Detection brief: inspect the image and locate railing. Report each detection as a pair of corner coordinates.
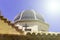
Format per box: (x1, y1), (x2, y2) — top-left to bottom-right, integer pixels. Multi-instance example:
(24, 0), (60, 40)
(0, 33), (60, 40)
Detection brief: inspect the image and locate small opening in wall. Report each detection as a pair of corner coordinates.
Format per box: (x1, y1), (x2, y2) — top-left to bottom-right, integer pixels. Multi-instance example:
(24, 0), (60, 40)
(25, 29), (31, 31)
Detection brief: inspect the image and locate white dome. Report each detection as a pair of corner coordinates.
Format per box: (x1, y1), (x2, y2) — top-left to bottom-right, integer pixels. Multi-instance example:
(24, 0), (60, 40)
(14, 9), (44, 22)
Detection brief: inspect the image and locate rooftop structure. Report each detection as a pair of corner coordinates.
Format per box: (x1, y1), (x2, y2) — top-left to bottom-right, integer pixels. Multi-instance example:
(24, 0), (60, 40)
(14, 9), (49, 32)
(14, 9), (44, 22)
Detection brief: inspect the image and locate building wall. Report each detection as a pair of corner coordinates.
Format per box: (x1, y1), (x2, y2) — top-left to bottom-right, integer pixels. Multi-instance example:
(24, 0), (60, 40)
(0, 17), (20, 35)
(15, 20), (49, 32)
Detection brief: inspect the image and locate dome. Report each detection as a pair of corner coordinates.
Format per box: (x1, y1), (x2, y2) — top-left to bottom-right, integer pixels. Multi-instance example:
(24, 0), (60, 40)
(14, 9), (44, 22)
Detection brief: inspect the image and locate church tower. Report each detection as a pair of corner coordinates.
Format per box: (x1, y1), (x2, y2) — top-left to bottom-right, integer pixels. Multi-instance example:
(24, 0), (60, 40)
(14, 9), (49, 32)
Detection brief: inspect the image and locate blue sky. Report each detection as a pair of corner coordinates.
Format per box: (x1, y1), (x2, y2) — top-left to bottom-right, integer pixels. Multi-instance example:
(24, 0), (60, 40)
(0, 0), (60, 32)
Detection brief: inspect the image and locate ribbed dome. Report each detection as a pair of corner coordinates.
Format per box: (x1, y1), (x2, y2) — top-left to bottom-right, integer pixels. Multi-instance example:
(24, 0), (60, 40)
(14, 9), (44, 22)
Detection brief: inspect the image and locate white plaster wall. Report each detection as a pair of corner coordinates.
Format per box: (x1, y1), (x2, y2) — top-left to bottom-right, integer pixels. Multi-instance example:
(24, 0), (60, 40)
(15, 21), (49, 32)
(25, 25), (38, 32)
(15, 24), (38, 32)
